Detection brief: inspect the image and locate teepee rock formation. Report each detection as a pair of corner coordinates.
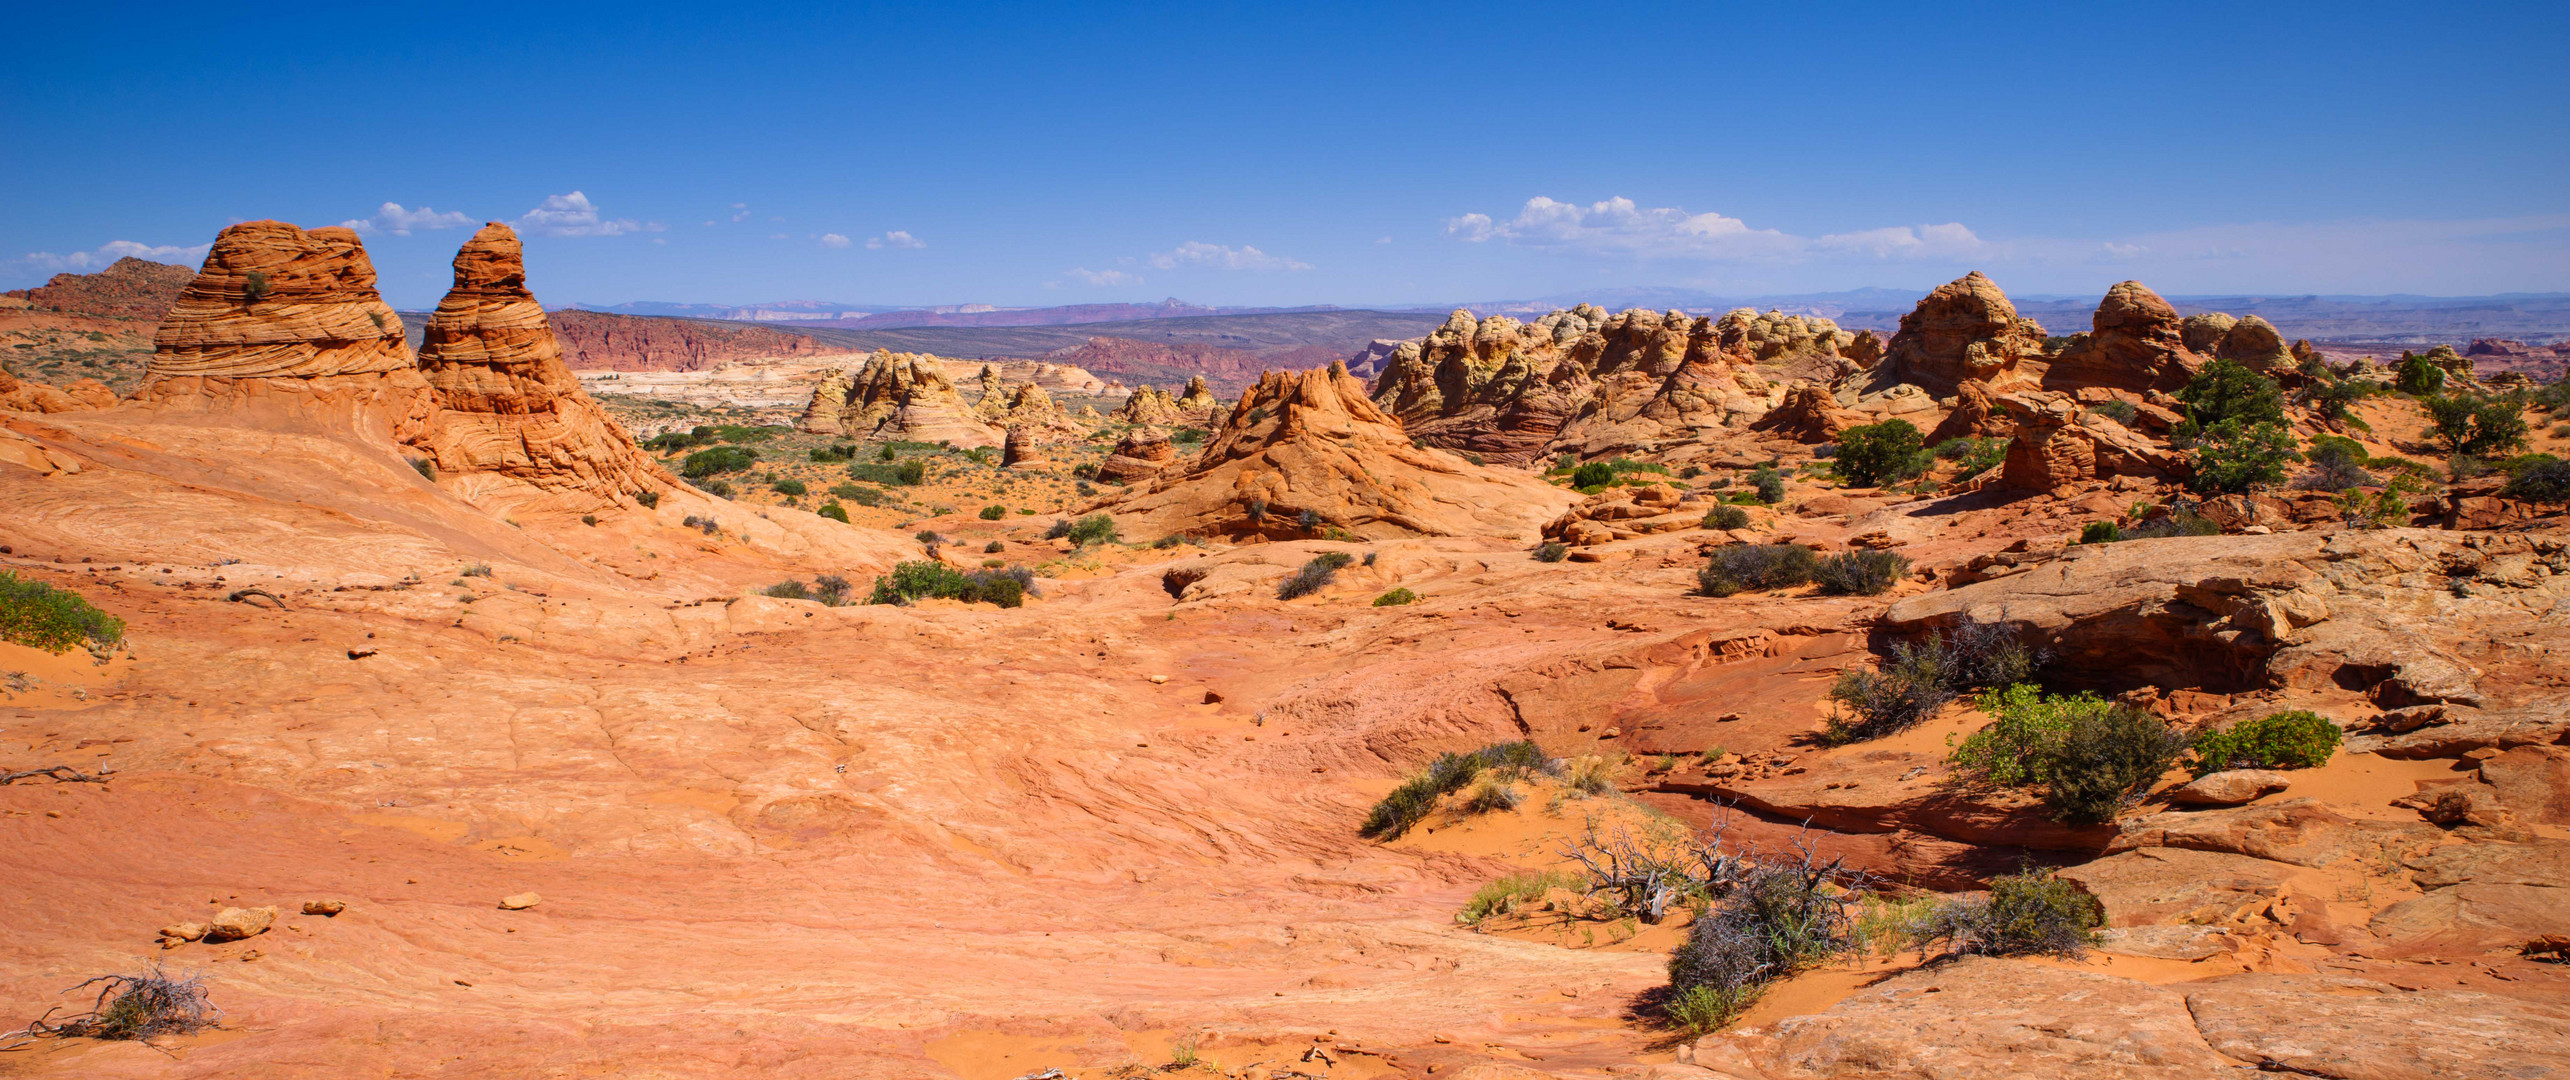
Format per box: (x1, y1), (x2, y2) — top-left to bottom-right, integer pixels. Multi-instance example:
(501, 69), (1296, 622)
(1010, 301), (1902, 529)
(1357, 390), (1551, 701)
(1112, 383), (1186, 426)
(411, 223), (674, 510)
(1101, 361), (1577, 542)
(1174, 374), (1221, 419)
(799, 350), (1002, 448)
(139, 221), (433, 429)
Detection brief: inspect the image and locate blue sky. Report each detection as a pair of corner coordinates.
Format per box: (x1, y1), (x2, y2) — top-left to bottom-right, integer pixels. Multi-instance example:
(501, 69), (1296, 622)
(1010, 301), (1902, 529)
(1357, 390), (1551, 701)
(5, 1), (2565, 309)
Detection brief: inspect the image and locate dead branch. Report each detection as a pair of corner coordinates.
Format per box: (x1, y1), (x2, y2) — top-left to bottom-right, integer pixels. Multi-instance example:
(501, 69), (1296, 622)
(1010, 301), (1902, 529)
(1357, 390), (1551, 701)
(0, 765), (112, 786)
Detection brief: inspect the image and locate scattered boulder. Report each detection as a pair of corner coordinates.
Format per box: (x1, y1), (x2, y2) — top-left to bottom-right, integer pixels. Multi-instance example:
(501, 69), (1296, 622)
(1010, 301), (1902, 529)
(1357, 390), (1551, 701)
(204, 905), (278, 942)
(1094, 426), (1177, 483)
(410, 223), (676, 510)
(2168, 769), (2292, 806)
(302, 899), (346, 916)
(1101, 361), (1577, 541)
(498, 892), (542, 911)
(157, 920), (209, 944)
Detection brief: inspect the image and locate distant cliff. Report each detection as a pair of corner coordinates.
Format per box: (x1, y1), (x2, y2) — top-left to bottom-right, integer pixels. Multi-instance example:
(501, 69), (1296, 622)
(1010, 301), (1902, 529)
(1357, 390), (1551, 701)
(545, 311), (857, 371)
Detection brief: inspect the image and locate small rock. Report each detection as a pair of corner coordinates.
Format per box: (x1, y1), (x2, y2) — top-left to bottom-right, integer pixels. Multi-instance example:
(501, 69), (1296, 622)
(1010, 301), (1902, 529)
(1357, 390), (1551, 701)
(203, 905), (277, 942)
(303, 899), (346, 916)
(158, 921), (209, 943)
(238, 949), (262, 962)
(2169, 769), (2293, 806)
(1148, 674), (1169, 684)
(347, 647), (377, 660)
(498, 892), (542, 911)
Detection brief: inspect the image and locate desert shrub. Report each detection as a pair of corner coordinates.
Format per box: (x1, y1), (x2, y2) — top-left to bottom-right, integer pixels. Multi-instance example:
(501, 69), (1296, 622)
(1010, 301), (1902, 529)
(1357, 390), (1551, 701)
(1702, 504), (1751, 530)
(817, 503), (849, 523)
(1825, 621), (2041, 744)
(2502, 457), (2570, 505)
(1359, 740), (1557, 840)
(978, 505), (1007, 520)
(2089, 399), (2140, 426)
(680, 446), (758, 478)
(771, 478), (807, 497)
(580, 514), (598, 526)
(1277, 551), (1356, 600)
(409, 457), (437, 481)
(1458, 869), (1584, 925)
(1948, 683), (2120, 787)
(1931, 435), (2007, 478)
(1833, 420), (1929, 487)
(876, 443), (898, 462)
(812, 575), (852, 606)
(0, 572), (125, 654)
(1570, 462), (1615, 489)
(2124, 505), (2223, 538)
(2191, 709), (2342, 776)
(914, 529), (944, 545)
(2298, 434), (2377, 491)
(10, 968), (220, 1042)
(1748, 466), (1786, 504)
(1814, 550), (1908, 596)
(1297, 507), (1321, 530)
(983, 540), (1005, 554)
(2424, 394), (2530, 458)
(2174, 359), (2286, 439)
(2190, 419), (2302, 493)
(1171, 426), (1206, 445)
(634, 490), (659, 509)
(1664, 861), (1857, 1033)
(2080, 521), (2121, 545)
(807, 443), (855, 463)
(2042, 706), (2187, 824)
(1912, 869), (2103, 960)
(1463, 776), (1522, 814)
(1065, 513), (1118, 546)
(1372, 587), (1419, 607)
(763, 579), (813, 600)
(700, 479), (735, 498)
(460, 563), (493, 577)
(893, 459), (928, 486)
(1698, 544), (1817, 597)
(866, 561), (1035, 608)
(829, 482), (888, 507)
(2302, 376), (2373, 426)
(1534, 541), (1569, 562)
(2396, 351), (2447, 395)
(1558, 753), (1616, 796)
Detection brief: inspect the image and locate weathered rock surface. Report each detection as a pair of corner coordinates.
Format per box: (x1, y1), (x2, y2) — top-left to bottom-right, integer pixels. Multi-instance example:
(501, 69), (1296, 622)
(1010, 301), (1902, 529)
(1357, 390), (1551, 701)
(411, 223), (674, 510)
(2180, 312), (2238, 354)
(1094, 425), (1176, 483)
(2185, 972), (2570, 1078)
(2168, 769), (2292, 806)
(798, 349), (1002, 447)
(2215, 315), (2294, 370)
(1745, 385), (1855, 443)
(2110, 799), (2438, 868)
(549, 310), (853, 371)
(1541, 483), (1701, 546)
(1102, 361), (1577, 541)
(1113, 382), (1187, 426)
(145, 221), (414, 382)
(1870, 272), (2048, 394)
(1175, 373), (1221, 418)
(2043, 281), (2203, 394)
(1001, 425), (1048, 469)
(1750, 957), (2231, 1078)
(0, 368), (117, 413)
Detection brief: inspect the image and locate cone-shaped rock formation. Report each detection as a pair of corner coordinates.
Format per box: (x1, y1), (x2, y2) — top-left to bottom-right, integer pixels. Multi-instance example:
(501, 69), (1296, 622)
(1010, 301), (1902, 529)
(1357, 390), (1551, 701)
(1112, 383), (1186, 426)
(1101, 361), (1577, 541)
(1871, 271), (2048, 394)
(799, 350), (1002, 448)
(2042, 281), (2204, 394)
(410, 223), (674, 510)
(147, 221), (416, 383)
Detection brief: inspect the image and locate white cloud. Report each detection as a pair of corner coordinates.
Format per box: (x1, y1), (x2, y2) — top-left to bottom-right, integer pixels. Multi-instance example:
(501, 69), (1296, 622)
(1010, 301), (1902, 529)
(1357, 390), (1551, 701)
(516, 191), (661, 238)
(1813, 222), (1984, 259)
(338, 202), (473, 237)
(865, 230), (925, 250)
(23, 240), (211, 273)
(1067, 267), (1141, 287)
(730, 203), (750, 223)
(819, 233), (852, 248)
(1146, 241), (1311, 271)
(1446, 196), (1800, 260)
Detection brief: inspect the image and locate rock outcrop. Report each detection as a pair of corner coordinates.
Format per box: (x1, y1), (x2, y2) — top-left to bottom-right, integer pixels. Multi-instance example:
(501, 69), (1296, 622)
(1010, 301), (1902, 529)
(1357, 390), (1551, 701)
(547, 310), (852, 371)
(799, 349), (1002, 448)
(1175, 374), (1221, 418)
(1370, 305), (1793, 463)
(410, 223), (674, 510)
(0, 367), (116, 413)
(2043, 281), (2203, 393)
(1112, 383), (1186, 426)
(1101, 361), (1577, 541)
(1094, 426), (1176, 483)
(1871, 271), (2048, 394)
(2180, 312), (2238, 353)
(1746, 384), (1856, 443)
(2, 256), (195, 321)
(1923, 379), (2011, 444)
(1001, 425), (1048, 469)
(2215, 315), (2294, 370)
(1994, 392), (2182, 491)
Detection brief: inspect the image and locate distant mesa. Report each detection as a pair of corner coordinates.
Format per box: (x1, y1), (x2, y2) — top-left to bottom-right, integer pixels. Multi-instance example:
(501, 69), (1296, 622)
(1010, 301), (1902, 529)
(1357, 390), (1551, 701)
(2, 256), (194, 321)
(551, 309), (857, 371)
(1100, 359), (1577, 542)
(411, 222), (676, 510)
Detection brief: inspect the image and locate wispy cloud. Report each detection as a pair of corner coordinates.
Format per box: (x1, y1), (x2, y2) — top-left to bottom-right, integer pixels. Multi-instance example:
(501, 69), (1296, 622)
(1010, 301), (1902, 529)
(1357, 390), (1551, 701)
(338, 202), (473, 237)
(866, 230), (926, 250)
(1066, 267), (1140, 287)
(1146, 241), (1310, 271)
(819, 233), (852, 248)
(21, 239), (211, 273)
(1447, 195), (1976, 263)
(516, 191), (662, 238)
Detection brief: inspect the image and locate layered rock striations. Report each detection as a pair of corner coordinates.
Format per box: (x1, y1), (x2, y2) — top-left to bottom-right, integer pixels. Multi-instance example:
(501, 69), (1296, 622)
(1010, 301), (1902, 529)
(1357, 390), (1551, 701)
(1869, 271), (2049, 394)
(410, 223), (675, 509)
(1103, 360), (1577, 541)
(2042, 281), (2205, 394)
(1094, 426), (1177, 483)
(798, 349), (1002, 448)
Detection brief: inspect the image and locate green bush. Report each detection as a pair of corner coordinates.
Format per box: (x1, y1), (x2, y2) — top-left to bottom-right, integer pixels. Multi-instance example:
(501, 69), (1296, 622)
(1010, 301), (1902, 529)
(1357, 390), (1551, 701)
(1949, 683), (2122, 787)
(2190, 419), (2302, 493)
(1698, 544), (1816, 597)
(1534, 542), (1569, 563)
(1912, 869), (2103, 959)
(0, 571), (125, 654)
(1748, 466), (1786, 504)
(1931, 435), (2007, 477)
(2089, 399), (2140, 426)
(866, 561), (1036, 608)
(2080, 521), (2121, 545)
(2042, 705), (2187, 824)
(763, 580), (813, 600)
(2191, 710), (2342, 776)
(816, 503), (849, 523)
(978, 505), (1007, 520)
(2424, 394), (2530, 458)
(409, 457), (437, 481)
(1278, 551), (1356, 600)
(812, 575), (853, 606)
(1570, 462), (1615, 489)
(1043, 513), (1118, 546)
(894, 458), (928, 486)
(2503, 457), (2570, 505)
(1665, 862), (1855, 1033)
(1814, 550), (1908, 596)
(1702, 504), (1751, 530)
(830, 481), (889, 507)
(808, 444), (856, 463)
(2396, 351), (2447, 395)
(2174, 359), (2286, 439)
(1833, 420), (1929, 487)
(680, 446), (759, 478)
(1372, 587), (1419, 607)
(771, 478), (807, 497)
(1359, 740), (1557, 840)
